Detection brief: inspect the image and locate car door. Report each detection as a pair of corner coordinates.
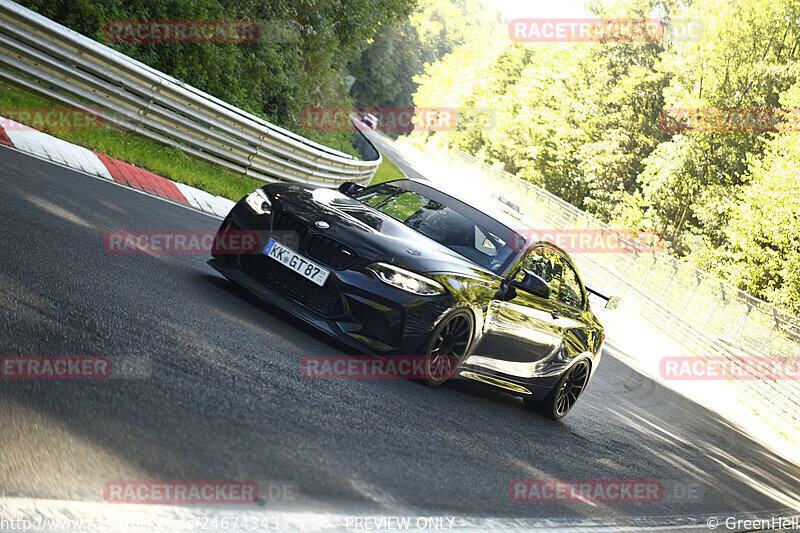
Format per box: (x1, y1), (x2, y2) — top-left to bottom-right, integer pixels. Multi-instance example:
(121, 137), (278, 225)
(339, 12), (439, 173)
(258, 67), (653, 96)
(477, 245), (569, 364)
(547, 250), (597, 357)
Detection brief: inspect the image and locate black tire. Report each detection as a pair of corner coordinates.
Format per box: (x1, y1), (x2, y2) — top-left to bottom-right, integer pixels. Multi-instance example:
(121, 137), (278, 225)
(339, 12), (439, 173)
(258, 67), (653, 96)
(418, 308), (474, 387)
(525, 359), (591, 420)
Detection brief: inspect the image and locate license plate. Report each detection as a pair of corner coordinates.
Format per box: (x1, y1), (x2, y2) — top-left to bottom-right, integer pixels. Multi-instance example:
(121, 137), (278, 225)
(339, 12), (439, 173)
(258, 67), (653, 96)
(263, 239), (330, 287)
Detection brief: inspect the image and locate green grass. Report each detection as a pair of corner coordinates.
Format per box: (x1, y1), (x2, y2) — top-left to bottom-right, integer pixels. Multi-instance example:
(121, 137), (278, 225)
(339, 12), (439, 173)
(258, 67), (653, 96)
(369, 156), (405, 185)
(299, 128), (360, 159)
(0, 84), (369, 201)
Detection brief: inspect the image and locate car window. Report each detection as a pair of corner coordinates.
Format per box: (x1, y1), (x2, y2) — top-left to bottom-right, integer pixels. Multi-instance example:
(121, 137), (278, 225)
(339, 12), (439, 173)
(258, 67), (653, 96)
(557, 256), (584, 309)
(516, 246), (584, 308)
(359, 190), (393, 208)
(516, 247), (562, 297)
(376, 191), (428, 222)
(353, 182), (518, 273)
(475, 226), (497, 256)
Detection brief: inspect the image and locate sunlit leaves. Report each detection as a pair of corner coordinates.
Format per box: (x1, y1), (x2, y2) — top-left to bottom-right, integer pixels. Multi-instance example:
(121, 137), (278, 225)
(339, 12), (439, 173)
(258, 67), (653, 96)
(411, 0), (800, 314)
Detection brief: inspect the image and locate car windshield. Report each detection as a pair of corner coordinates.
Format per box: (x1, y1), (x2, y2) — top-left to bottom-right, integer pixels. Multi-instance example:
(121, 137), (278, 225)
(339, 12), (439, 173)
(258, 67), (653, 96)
(353, 180), (520, 273)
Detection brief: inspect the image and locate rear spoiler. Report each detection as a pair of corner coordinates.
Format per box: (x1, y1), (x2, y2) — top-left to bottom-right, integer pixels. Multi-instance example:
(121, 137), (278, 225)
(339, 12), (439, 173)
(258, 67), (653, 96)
(586, 286), (621, 310)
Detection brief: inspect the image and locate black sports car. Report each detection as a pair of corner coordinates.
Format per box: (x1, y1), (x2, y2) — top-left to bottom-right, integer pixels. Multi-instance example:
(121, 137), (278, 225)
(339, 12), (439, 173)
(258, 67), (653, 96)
(209, 179), (617, 419)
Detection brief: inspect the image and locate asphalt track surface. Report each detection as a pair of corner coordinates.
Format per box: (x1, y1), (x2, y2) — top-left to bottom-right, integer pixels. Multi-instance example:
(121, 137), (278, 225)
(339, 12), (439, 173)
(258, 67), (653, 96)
(358, 129), (429, 182)
(1, 144), (799, 530)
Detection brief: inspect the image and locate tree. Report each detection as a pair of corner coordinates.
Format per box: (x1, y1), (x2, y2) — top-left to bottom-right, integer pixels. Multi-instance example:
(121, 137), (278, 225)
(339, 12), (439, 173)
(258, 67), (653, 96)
(22, 0), (416, 131)
(693, 82), (800, 314)
(348, 0), (504, 113)
(408, 0), (800, 315)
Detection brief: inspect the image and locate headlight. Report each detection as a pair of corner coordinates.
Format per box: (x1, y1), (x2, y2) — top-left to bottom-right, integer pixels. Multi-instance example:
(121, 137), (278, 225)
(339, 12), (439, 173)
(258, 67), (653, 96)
(245, 188), (272, 215)
(366, 262), (445, 296)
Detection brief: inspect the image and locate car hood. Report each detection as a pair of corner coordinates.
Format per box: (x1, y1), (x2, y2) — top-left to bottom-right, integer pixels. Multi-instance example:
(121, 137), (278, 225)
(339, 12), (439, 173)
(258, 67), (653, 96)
(266, 184), (496, 278)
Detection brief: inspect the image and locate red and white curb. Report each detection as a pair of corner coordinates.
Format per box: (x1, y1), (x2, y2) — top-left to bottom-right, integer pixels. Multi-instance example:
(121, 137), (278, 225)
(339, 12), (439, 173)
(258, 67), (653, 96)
(0, 116), (235, 218)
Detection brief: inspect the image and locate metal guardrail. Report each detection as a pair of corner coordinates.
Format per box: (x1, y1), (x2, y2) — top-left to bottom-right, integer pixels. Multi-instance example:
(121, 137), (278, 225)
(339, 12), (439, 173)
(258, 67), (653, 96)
(0, 0), (380, 187)
(403, 143), (800, 437)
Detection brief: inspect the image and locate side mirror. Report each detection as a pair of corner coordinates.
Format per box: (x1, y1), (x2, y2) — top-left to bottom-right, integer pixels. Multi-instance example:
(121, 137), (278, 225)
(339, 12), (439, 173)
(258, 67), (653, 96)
(509, 270), (550, 299)
(338, 182), (364, 196)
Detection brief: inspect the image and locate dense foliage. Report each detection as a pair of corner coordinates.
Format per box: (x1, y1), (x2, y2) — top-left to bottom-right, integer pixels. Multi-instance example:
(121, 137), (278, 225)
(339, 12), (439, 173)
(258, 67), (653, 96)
(348, 0), (505, 110)
(20, 0), (416, 152)
(411, 0), (800, 315)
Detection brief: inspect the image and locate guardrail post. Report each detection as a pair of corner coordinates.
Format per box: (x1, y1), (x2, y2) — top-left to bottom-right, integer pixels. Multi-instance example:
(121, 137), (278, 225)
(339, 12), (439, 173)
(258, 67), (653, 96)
(638, 254), (659, 289)
(757, 308), (781, 353)
(725, 293), (754, 343)
(620, 251), (636, 276)
(656, 263), (680, 300)
(702, 282), (727, 331)
(679, 271), (704, 315)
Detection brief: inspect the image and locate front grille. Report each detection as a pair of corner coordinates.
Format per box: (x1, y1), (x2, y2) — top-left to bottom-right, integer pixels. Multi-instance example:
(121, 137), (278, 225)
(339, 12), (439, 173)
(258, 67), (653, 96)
(269, 210), (358, 270)
(305, 234), (359, 270)
(235, 207), (361, 318)
(271, 211), (308, 246)
(241, 254), (343, 318)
